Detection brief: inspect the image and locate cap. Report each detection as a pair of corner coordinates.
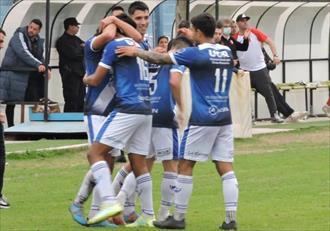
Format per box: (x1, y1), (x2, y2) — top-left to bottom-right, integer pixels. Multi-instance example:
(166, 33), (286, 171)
(236, 14), (250, 22)
(64, 17), (80, 28)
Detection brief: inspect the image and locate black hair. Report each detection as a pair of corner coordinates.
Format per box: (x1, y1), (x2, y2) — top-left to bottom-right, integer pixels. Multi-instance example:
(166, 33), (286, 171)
(111, 5), (125, 14)
(30, 19), (42, 29)
(168, 36), (194, 52)
(190, 13), (215, 38)
(157, 35), (169, 44)
(128, 1), (149, 15)
(178, 20), (190, 29)
(0, 28), (6, 36)
(116, 13), (137, 35)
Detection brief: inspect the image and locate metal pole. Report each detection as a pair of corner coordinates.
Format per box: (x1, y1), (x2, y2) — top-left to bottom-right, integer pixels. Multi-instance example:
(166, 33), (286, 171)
(215, 0), (219, 20)
(186, 0), (190, 21)
(43, 0), (50, 121)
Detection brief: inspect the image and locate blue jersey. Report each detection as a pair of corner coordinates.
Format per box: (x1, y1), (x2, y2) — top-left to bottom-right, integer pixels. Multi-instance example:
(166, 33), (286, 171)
(150, 64), (186, 128)
(169, 43), (234, 126)
(84, 37), (115, 116)
(99, 37), (151, 114)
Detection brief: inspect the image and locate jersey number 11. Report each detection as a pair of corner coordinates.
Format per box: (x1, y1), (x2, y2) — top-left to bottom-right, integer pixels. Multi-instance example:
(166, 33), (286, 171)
(214, 68), (228, 93)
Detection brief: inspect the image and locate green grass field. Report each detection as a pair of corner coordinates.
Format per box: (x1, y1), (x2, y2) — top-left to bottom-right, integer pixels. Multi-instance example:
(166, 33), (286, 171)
(0, 121), (329, 230)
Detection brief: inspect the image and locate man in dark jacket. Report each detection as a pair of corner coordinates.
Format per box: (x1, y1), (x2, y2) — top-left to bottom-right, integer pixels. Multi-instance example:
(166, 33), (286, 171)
(56, 17), (85, 112)
(0, 28), (9, 209)
(0, 19), (47, 127)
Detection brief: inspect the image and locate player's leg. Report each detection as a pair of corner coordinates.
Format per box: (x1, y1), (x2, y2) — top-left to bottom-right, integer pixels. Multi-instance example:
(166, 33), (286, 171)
(86, 142), (122, 225)
(87, 112), (138, 225)
(113, 163), (132, 195)
(125, 115), (155, 227)
(211, 125), (238, 230)
(69, 115), (104, 225)
(154, 128), (179, 221)
(154, 126), (217, 229)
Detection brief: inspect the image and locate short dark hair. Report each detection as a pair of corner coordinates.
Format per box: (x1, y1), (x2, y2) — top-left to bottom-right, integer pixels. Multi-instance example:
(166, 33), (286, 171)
(116, 13), (137, 35)
(168, 36), (194, 52)
(191, 13), (215, 38)
(111, 5), (124, 14)
(30, 19), (42, 29)
(178, 20), (190, 29)
(157, 35), (169, 44)
(128, 1), (149, 15)
(0, 28), (6, 36)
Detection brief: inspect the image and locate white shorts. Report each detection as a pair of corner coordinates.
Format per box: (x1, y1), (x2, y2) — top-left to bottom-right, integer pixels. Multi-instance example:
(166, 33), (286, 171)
(84, 115), (120, 157)
(180, 124), (234, 162)
(95, 112), (152, 156)
(149, 127), (179, 161)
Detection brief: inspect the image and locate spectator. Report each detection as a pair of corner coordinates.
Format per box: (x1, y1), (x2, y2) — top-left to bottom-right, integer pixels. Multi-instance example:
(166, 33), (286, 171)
(0, 19), (47, 127)
(0, 28), (9, 209)
(154, 35), (169, 53)
(262, 48), (308, 122)
(110, 5), (125, 16)
(322, 98), (330, 117)
(231, 20), (238, 36)
(24, 20), (48, 102)
(56, 17), (85, 112)
(233, 14), (283, 123)
(215, 18), (249, 69)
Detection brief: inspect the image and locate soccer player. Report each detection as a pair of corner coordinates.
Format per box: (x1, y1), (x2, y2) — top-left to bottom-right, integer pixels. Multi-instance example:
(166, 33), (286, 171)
(69, 14), (142, 227)
(115, 36), (193, 224)
(110, 1), (155, 223)
(84, 13), (154, 227)
(116, 13), (239, 230)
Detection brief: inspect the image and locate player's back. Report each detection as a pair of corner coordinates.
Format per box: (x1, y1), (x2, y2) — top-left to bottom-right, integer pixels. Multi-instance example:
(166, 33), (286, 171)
(150, 64), (185, 128)
(84, 37), (115, 116)
(170, 43), (233, 126)
(100, 37), (151, 115)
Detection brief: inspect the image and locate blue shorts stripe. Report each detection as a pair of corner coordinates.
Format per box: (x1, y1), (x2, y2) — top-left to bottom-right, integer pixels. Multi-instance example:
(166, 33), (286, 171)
(87, 115), (94, 143)
(179, 127), (190, 159)
(95, 111), (117, 141)
(172, 128), (179, 160)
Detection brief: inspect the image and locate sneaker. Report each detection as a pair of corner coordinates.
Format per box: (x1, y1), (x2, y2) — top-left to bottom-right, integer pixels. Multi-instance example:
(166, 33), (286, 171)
(220, 221), (237, 230)
(125, 214), (155, 228)
(87, 203), (123, 225)
(0, 196), (10, 209)
(88, 220), (118, 228)
(271, 113), (284, 123)
(124, 211), (139, 224)
(153, 215), (185, 229)
(69, 203), (87, 226)
(322, 105), (330, 118)
(290, 111), (308, 121)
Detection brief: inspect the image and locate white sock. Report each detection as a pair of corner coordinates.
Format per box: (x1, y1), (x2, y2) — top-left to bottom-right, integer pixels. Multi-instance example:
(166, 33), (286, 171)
(117, 172), (136, 207)
(88, 188), (100, 219)
(91, 161), (116, 205)
(222, 171), (239, 223)
(74, 170), (94, 207)
(124, 192), (136, 217)
(113, 166), (129, 195)
(159, 172), (177, 220)
(136, 173), (154, 216)
(174, 175), (193, 221)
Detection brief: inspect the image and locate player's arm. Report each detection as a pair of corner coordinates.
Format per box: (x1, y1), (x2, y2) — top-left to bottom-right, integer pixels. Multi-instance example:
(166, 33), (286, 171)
(116, 46), (173, 64)
(83, 66), (109, 86)
(92, 24), (116, 51)
(170, 71), (183, 111)
(112, 17), (143, 42)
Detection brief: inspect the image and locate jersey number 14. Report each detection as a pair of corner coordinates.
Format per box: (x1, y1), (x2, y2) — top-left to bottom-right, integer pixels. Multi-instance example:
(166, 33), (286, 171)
(214, 68), (228, 93)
